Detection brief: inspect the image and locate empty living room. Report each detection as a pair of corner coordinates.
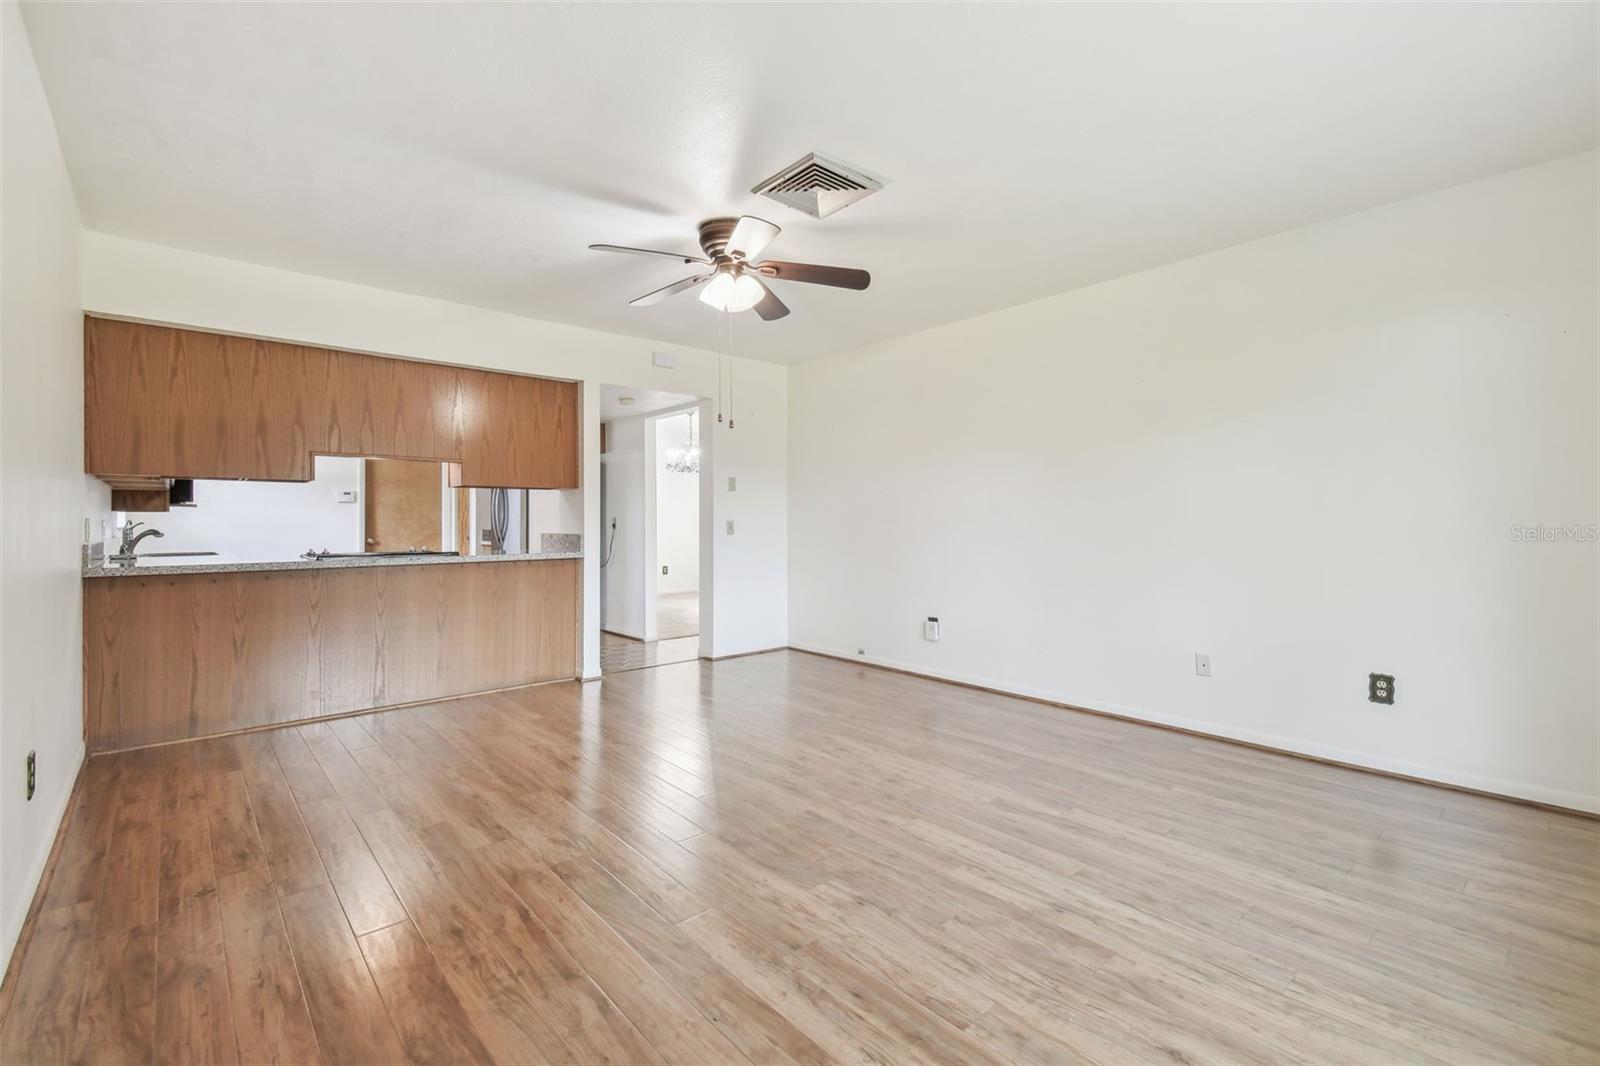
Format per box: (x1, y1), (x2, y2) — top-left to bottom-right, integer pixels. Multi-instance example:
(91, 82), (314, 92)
(0, 2), (1595, 1063)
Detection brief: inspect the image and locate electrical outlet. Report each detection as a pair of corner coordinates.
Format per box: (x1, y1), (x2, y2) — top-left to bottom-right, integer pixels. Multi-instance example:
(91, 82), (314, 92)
(1195, 653), (1212, 677)
(1369, 673), (1395, 704)
(26, 750), (35, 801)
(857, 648), (866, 656)
(924, 616), (941, 641)
(652, 351), (676, 369)
(661, 565), (669, 575)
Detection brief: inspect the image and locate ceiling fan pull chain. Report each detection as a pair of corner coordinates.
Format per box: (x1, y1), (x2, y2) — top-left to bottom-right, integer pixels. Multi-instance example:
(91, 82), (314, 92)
(728, 312), (735, 429)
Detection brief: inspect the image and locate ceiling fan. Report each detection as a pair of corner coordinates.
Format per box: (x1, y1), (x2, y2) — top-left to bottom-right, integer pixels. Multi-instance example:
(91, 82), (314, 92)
(588, 215), (869, 321)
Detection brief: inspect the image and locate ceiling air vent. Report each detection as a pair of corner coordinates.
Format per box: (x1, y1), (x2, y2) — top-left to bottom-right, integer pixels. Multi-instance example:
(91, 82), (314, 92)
(751, 153), (883, 219)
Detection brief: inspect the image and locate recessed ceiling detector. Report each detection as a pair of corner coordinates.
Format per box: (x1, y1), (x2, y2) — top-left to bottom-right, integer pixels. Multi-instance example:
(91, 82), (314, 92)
(587, 215), (870, 321)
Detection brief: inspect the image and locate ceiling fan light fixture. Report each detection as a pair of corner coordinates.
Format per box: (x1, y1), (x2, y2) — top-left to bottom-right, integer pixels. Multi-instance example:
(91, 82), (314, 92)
(592, 214), (865, 322)
(729, 273), (764, 312)
(699, 270), (764, 313)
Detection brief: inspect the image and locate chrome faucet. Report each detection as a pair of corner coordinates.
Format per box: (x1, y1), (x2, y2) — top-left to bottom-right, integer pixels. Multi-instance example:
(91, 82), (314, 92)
(111, 522), (164, 565)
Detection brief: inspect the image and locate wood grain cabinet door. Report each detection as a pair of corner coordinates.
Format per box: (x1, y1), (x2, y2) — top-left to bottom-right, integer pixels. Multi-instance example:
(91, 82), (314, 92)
(455, 371), (579, 488)
(86, 318), (315, 480)
(364, 459), (443, 552)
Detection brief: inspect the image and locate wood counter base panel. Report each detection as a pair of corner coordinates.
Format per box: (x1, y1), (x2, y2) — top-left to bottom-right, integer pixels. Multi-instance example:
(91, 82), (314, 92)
(84, 559), (578, 751)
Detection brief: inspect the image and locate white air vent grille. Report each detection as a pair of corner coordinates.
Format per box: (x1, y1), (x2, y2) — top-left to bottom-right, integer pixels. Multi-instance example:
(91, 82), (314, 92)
(752, 153), (883, 219)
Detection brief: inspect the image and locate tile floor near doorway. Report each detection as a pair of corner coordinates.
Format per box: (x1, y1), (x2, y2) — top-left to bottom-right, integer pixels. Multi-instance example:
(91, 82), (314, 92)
(601, 632), (699, 674)
(1, 651), (1596, 1065)
(602, 591), (700, 674)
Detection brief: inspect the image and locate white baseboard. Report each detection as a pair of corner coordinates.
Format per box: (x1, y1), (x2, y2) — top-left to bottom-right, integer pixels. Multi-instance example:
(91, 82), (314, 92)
(787, 643), (1599, 815)
(0, 744), (86, 978)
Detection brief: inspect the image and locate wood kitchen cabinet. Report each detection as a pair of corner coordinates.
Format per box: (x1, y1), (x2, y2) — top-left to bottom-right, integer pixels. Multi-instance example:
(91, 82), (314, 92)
(455, 367), (578, 489)
(85, 316), (579, 488)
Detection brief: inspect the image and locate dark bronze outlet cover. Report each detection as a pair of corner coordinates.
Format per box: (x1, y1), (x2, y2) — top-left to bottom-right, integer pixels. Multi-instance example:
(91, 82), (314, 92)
(1369, 673), (1395, 705)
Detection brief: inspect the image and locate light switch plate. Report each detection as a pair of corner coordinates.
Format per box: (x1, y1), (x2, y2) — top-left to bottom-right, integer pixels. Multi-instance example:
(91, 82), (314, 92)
(336, 489), (358, 503)
(728, 477), (737, 492)
(725, 520), (735, 535)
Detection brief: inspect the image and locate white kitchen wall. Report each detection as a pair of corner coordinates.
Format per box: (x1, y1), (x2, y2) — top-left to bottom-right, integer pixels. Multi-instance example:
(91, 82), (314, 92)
(0, 2), (99, 974)
(656, 411), (700, 594)
(529, 488), (582, 539)
(82, 234), (790, 675)
(139, 456), (362, 561)
(789, 151), (1599, 812)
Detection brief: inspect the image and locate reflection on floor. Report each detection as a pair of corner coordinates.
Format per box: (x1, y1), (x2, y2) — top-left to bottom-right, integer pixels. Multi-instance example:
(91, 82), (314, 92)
(601, 631), (698, 674)
(656, 590), (699, 640)
(599, 591), (700, 674)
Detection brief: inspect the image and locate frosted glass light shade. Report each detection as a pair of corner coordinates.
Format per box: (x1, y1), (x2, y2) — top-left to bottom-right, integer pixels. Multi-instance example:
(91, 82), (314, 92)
(699, 271), (765, 313)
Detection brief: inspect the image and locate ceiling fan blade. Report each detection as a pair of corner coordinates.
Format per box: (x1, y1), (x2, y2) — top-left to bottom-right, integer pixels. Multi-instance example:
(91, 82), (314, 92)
(751, 277), (791, 321)
(590, 243), (708, 265)
(752, 261), (870, 290)
(629, 274), (711, 306)
(725, 216), (781, 261)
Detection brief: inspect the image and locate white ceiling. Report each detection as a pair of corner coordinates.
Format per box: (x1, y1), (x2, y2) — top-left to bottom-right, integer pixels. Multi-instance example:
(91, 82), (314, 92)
(600, 386), (697, 423)
(23, 3), (1597, 364)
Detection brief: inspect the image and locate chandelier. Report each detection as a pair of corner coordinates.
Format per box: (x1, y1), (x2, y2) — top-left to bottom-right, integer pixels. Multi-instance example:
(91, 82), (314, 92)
(664, 412), (700, 474)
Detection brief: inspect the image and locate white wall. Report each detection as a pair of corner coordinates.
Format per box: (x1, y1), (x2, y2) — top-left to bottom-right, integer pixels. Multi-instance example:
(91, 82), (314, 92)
(0, 1), (99, 974)
(82, 233), (789, 675)
(600, 417), (648, 638)
(789, 151), (1599, 812)
(529, 488), (582, 539)
(140, 456), (361, 561)
(655, 411), (700, 594)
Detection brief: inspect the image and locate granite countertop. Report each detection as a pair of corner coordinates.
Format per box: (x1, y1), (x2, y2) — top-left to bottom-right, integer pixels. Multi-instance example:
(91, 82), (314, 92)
(83, 550), (582, 578)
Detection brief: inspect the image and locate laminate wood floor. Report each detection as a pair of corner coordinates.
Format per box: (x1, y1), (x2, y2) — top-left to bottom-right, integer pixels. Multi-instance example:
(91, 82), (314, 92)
(3, 650), (1596, 1065)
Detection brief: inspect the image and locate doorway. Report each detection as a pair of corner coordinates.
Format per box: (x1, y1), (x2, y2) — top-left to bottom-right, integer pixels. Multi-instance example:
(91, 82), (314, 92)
(599, 386), (706, 674)
(653, 409), (701, 637)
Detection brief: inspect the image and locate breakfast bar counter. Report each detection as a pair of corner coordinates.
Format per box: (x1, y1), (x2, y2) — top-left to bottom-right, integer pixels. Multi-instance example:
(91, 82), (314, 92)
(83, 554), (580, 751)
(83, 549), (582, 578)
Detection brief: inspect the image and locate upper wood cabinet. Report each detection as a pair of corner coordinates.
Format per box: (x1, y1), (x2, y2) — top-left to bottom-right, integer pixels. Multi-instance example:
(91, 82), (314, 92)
(85, 317), (579, 488)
